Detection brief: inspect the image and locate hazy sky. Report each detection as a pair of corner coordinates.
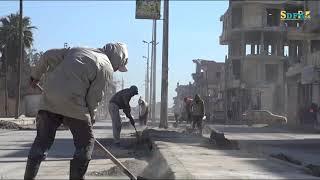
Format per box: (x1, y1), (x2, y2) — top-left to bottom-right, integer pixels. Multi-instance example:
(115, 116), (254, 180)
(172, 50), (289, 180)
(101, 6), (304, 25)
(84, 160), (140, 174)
(1, 1), (228, 107)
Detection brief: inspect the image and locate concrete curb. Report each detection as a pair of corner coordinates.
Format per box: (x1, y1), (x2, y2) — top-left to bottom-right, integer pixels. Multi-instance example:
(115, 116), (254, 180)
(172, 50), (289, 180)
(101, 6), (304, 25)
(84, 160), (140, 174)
(206, 125), (315, 177)
(152, 141), (195, 179)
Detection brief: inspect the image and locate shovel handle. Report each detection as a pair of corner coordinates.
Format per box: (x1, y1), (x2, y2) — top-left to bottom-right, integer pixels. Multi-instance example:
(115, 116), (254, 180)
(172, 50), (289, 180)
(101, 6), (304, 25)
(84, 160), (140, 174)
(94, 139), (137, 180)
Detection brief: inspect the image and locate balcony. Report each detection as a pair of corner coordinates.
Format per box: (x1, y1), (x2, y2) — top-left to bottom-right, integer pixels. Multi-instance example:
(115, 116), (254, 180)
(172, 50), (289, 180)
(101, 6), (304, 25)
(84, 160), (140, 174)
(305, 51), (320, 67)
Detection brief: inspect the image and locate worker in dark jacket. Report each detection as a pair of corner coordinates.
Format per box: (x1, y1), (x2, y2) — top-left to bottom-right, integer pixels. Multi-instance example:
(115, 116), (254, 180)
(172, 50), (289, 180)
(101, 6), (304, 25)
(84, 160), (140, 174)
(109, 86), (138, 144)
(191, 94), (205, 135)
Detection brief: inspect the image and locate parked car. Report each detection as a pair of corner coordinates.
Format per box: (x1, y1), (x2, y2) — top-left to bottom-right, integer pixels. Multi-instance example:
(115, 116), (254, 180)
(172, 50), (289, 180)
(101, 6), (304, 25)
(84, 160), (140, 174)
(242, 110), (287, 126)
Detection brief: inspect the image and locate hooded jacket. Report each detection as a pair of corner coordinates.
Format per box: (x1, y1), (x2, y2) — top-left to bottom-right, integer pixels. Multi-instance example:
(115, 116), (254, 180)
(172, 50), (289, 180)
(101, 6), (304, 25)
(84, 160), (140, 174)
(138, 98), (148, 117)
(32, 43), (127, 121)
(191, 95), (205, 117)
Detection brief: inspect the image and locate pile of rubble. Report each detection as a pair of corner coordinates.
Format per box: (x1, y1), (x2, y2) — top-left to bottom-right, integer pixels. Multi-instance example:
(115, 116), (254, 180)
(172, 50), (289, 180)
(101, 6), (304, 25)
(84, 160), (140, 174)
(0, 120), (25, 130)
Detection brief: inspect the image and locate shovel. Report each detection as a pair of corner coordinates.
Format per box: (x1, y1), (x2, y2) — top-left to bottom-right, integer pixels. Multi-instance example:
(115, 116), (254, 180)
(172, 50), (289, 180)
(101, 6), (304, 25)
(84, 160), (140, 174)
(34, 84), (145, 180)
(94, 139), (139, 180)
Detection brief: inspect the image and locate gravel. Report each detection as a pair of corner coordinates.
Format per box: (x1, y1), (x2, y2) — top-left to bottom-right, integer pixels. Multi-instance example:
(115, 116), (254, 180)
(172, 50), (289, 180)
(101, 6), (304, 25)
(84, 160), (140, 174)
(88, 160), (148, 176)
(0, 120), (32, 130)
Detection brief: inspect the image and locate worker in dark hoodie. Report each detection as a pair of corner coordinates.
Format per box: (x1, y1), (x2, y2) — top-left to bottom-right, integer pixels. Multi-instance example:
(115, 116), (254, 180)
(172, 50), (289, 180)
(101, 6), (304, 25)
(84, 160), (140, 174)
(191, 94), (205, 135)
(109, 85), (139, 145)
(25, 42), (128, 180)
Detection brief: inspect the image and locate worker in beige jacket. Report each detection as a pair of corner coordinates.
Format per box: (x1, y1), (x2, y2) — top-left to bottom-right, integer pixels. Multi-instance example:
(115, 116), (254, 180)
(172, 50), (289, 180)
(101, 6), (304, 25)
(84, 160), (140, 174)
(24, 42), (128, 180)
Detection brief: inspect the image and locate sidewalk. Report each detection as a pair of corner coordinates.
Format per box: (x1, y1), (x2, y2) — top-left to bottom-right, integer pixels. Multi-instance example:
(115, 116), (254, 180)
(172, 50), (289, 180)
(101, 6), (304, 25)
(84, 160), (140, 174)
(207, 124), (320, 176)
(146, 127), (317, 179)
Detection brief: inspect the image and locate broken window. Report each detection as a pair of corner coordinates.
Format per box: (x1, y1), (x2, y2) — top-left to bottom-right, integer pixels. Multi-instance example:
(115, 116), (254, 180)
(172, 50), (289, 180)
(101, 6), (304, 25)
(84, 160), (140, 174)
(265, 64), (279, 83)
(267, 9), (280, 27)
(268, 45), (272, 55)
(232, 60), (240, 80)
(246, 44), (251, 55)
(284, 45), (289, 56)
(232, 7), (242, 28)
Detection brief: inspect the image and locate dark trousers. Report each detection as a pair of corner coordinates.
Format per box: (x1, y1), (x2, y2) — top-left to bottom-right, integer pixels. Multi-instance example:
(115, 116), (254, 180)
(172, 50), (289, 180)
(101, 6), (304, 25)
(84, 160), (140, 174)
(192, 115), (203, 133)
(25, 110), (94, 179)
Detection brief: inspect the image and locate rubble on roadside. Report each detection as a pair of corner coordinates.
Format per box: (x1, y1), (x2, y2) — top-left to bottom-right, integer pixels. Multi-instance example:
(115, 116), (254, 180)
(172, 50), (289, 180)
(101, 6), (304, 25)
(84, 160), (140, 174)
(0, 120), (33, 130)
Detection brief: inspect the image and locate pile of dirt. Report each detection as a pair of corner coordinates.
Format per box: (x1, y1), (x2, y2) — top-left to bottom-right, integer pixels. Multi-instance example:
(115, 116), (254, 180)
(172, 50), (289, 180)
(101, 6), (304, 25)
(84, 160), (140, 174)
(88, 160), (148, 176)
(0, 120), (24, 130)
(270, 153), (302, 165)
(209, 130), (239, 150)
(306, 164), (320, 177)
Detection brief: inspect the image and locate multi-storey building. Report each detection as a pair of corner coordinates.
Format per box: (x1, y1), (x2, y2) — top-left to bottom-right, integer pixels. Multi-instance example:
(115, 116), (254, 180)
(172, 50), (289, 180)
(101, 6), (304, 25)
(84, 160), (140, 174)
(220, 0), (314, 123)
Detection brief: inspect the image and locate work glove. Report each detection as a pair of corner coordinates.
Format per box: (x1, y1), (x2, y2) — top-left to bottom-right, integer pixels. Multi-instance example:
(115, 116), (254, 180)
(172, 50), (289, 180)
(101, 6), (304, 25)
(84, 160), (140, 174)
(30, 76), (40, 89)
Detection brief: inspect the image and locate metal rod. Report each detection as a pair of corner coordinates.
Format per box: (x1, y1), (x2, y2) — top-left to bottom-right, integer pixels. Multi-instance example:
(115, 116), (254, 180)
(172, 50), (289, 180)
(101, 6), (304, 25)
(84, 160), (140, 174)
(160, 0), (169, 128)
(15, 0), (23, 119)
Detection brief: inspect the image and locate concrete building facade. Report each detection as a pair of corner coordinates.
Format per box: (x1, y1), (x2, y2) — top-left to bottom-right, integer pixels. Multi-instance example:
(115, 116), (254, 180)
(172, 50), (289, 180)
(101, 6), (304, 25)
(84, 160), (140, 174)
(192, 59), (225, 122)
(285, 0), (320, 127)
(220, 0), (310, 122)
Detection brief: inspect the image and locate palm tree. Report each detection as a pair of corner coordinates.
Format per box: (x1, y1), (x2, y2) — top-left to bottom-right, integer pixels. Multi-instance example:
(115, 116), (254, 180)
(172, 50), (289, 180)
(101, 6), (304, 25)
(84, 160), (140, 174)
(0, 13), (36, 69)
(0, 13), (36, 116)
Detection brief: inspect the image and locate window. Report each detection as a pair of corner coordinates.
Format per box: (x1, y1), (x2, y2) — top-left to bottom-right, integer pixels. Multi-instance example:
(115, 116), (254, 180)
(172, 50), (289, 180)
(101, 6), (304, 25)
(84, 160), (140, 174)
(265, 64), (279, 83)
(216, 72), (221, 79)
(267, 9), (280, 27)
(284, 45), (289, 56)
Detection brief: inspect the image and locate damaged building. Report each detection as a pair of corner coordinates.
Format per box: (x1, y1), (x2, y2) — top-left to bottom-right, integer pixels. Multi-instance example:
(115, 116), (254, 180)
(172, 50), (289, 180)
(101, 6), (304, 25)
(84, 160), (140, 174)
(285, 0), (320, 127)
(173, 82), (195, 116)
(220, 0), (317, 123)
(173, 59), (225, 122)
(192, 59), (225, 122)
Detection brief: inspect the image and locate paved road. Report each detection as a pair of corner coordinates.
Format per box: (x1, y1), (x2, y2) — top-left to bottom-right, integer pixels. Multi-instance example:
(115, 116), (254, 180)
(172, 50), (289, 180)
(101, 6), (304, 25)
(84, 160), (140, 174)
(0, 120), (145, 179)
(151, 125), (319, 179)
(1, 121), (319, 179)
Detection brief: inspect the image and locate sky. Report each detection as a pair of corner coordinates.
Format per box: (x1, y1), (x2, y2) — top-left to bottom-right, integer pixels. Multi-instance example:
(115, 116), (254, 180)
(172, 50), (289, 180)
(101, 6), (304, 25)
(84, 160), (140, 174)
(0, 0), (228, 107)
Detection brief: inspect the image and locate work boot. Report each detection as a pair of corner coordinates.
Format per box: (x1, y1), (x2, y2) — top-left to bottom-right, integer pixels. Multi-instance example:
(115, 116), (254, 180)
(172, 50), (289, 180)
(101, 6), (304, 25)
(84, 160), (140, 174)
(69, 159), (90, 180)
(24, 158), (42, 180)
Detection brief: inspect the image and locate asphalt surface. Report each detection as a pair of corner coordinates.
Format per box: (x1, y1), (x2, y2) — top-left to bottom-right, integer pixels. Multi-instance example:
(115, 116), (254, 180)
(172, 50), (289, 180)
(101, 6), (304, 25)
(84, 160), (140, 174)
(1, 120), (320, 179)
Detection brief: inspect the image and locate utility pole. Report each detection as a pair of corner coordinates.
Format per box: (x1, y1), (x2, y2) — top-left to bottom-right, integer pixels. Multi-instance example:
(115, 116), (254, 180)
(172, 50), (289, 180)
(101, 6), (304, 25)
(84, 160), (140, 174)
(15, 0), (23, 119)
(143, 56), (149, 102)
(149, 26), (154, 120)
(4, 47), (8, 116)
(121, 77), (124, 90)
(142, 40), (152, 103)
(160, 0), (169, 128)
(152, 19), (157, 123)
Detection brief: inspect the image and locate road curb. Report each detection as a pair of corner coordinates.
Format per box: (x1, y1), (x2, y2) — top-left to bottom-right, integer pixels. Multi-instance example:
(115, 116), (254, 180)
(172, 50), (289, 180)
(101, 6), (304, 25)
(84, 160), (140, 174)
(152, 141), (195, 179)
(145, 128), (196, 179)
(206, 125), (315, 177)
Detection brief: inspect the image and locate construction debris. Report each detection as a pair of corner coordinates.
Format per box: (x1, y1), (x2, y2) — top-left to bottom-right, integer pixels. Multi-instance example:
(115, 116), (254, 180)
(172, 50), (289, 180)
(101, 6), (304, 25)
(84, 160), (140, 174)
(0, 120), (32, 130)
(306, 164), (320, 177)
(209, 129), (239, 149)
(88, 160), (148, 176)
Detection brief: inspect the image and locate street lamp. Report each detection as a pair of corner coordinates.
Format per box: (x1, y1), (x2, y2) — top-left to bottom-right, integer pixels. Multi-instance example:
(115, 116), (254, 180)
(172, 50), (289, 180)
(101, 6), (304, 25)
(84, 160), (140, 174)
(142, 40), (152, 104)
(143, 55), (149, 103)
